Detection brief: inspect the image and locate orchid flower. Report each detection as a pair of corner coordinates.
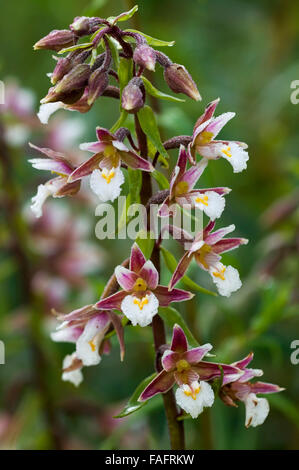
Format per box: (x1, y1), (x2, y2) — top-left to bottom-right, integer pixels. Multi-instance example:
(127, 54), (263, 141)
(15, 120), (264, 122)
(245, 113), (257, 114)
(28, 143), (81, 217)
(219, 353), (284, 428)
(68, 127), (153, 202)
(159, 145), (230, 220)
(167, 221), (248, 297)
(51, 303), (125, 384)
(188, 98), (249, 173)
(139, 325), (242, 418)
(96, 243), (194, 327)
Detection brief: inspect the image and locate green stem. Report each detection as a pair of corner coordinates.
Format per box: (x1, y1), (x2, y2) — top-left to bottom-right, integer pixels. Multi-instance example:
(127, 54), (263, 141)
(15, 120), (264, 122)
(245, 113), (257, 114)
(134, 113), (185, 450)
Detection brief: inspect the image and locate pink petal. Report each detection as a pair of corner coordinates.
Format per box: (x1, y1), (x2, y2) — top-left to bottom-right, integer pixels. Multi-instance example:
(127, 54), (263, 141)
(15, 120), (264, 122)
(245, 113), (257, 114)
(205, 224), (235, 245)
(182, 344), (213, 364)
(119, 150), (153, 171)
(96, 127), (114, 142)
(108, 311), (125, 361)
(162, 351), (179, 371)
(68, 153), (103, 181)
(139, 370), (175, 401)
(54, 179), (81, 197)
(232, 352), (254, 370)
(193, 98), (220, 131)
(181, 158), (208, 190)
(204, 112), (235, 139)
(29, 158), (73, 176)
(139, 260), (159, 290)
(250, 382), (285, 395)
(170, 324), (188, 353)
(212, 237), (248, 254)
(115, 266), (138, 291)
(193, 361), (242, 382)
(154, 285), (194, 306)
(95, 290), (127, 310)
(191, 186), (231, 196)
(80, 141), (107, 153)
(169, 252), (193, 290)
(130, 243), (146, 273)
(203, 220), (216, 237)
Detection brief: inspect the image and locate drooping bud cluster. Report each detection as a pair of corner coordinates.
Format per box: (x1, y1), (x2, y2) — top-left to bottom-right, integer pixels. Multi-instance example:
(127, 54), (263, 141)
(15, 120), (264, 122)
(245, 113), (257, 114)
(33, 7), (201, 122)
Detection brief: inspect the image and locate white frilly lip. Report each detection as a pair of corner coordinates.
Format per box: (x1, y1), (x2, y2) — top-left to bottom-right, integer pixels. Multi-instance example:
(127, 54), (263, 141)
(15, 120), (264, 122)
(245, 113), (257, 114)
(244, 393), (270, 428)
(209, 263), (242, 297)
(90, 166), (124, 202)
(62, 353), (83, 387)
(175, 381), (214, 419)
(121, 292), (159, 327)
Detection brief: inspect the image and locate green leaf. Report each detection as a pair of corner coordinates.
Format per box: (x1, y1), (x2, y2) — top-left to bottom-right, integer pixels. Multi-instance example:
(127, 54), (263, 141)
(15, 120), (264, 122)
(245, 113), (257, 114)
(58, 42), (93, 55)
(135, 231), (155, 259)
(118, 57), (133, 95)
(114, 372), (157, 418)
(128, 168), (142, 204)
(151, 170), (170, 190)
(160, 246), (217, 296)
(141, 77), (185, 103)
(124, 29), (175, 47)
(110, 110), (128, 133)
(159, 306), (199, 348)
(137, 105), (169, 161)
(106, 36), (120, 70)
(108, 5), (138, 25)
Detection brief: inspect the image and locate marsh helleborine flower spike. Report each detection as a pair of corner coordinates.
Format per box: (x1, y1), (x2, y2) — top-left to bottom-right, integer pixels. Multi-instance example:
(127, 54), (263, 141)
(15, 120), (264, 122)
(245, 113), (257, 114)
(139, 324), (242, 418)
(167, 221), (248, 297)
(96, 243), (194, 327)
(219, 353), (284, 427)
(158, 145), (230, 220)
(28, 143), (81, 217)
(68, 127), (153, 202)
(188, 98), (249, 172)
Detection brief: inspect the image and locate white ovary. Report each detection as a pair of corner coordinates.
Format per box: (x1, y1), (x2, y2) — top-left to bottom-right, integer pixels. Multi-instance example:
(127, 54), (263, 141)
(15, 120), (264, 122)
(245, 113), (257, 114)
(175, 381), (214, 419)
(220, 142), (249, 173)
(121, 292), (159, 327)
(90, 166), (124, 202)
(244, 393), (270, 428)
(62, 353), (83, 387)
(76, 319), (107, 367)
(30, 183), (54, 218)
(193, 191), (225, 220)
(209, 263), (242, 297)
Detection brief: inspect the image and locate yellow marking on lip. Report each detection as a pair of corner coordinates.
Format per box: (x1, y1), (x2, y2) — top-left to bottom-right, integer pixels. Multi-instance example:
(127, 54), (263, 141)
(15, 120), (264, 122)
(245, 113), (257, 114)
(222, 146), (232, 158)
(101, 169), (115, 184)
(133, 277), (147, 292)
(213, 266), (226, 281)
(133, 296), (149, 310)
(88, 339), (96, 352)
(184, 385), (200, 400)
(195, 194), (209, 206)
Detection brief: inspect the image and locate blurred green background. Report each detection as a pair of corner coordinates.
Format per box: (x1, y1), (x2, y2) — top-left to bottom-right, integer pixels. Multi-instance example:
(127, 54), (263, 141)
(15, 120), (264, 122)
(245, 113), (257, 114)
(0, 0), (298, 450)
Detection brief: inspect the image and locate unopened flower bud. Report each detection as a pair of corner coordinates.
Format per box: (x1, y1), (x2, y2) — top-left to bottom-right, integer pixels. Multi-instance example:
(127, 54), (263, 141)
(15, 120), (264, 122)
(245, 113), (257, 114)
(164, 63), (201, 101)
(41, 64), (90, 104)
(88, 69), (109, 105)
(70, 16), (102, 36)
(70, 16), (91, 36)
(51, 50), (91, 85)
(133, 44), (156, 71)
(34, 29), (77, 52)
(121, 77), (145, 113)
